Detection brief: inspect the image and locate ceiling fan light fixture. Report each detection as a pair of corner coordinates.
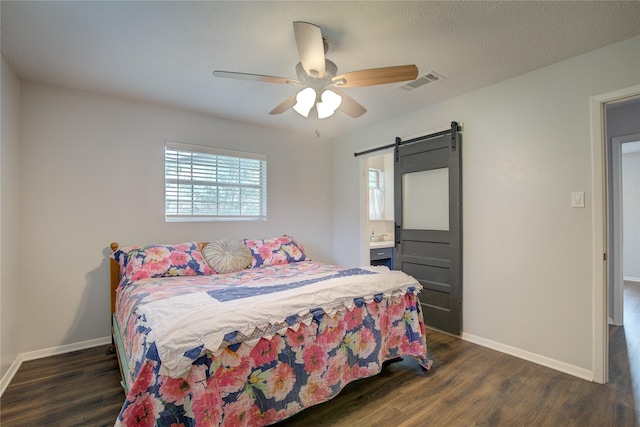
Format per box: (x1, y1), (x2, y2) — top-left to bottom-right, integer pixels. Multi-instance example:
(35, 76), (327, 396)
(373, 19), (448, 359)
(317, 90), (342, 119)
(293, 87), (316, 117)
(214, 22), (416, 120)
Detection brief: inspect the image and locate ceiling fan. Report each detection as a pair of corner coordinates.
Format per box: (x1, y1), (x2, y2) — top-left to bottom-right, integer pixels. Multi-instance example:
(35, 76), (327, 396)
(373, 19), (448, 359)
(213, 21), (418, 119)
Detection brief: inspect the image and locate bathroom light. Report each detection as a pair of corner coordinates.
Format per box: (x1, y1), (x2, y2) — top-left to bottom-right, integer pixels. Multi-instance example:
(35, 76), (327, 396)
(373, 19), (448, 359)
(293, 87), (316, 117)
(316, 90), (342, 119)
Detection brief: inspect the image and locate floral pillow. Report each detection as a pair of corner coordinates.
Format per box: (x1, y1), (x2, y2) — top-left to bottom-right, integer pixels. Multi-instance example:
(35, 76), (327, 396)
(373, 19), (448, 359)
(242, 235), (307, 268)
(112, 242), (213, 287)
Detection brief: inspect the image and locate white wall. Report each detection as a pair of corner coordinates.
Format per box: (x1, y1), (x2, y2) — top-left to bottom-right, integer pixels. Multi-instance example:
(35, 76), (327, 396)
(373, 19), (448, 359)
(18, 83), (334, 352)
(333, 36), (640, 374)
(0, 55), (21, 379)
(622, 151), (640, 280)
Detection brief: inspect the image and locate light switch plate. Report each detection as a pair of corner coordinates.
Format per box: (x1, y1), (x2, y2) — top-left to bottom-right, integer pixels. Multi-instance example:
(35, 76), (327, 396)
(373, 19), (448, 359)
(571, 191), (585, 208)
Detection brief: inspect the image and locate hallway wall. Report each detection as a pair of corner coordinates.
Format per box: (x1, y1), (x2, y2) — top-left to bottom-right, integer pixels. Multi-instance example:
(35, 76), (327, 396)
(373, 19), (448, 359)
(622, 151), (640, 280)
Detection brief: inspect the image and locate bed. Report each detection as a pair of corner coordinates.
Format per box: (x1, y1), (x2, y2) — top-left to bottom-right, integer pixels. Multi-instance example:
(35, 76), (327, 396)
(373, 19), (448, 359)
(109, 236), (431, 426)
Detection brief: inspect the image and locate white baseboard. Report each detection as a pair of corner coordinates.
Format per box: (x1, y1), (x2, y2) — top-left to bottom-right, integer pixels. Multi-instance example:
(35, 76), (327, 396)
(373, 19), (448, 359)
(19, 336), (111, 362)
(624, 276), (640, 283)
(0, 354), (24, 397)
(608, 317), (623, 326)
(461, 332), (594, 381)
(0, 336), (111, 397)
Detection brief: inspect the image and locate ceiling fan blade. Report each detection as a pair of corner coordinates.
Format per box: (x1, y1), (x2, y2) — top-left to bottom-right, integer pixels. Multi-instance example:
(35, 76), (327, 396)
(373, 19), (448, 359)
(333, 65), (418, 88)
(213, 70), (299, 85)
(269, 93), (298, 115)
(293, 21), (326, 78)
(333, 89), (367, 118)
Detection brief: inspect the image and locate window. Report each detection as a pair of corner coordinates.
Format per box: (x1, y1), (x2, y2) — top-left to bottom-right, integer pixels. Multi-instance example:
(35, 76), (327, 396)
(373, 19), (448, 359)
(369, 168), (384, 220)
(369, 168), (383, 190)
(165, 142), (267, 221)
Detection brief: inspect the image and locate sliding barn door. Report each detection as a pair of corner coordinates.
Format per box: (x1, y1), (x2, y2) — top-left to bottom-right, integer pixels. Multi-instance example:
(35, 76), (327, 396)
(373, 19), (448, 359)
(394, 129), (462, 335)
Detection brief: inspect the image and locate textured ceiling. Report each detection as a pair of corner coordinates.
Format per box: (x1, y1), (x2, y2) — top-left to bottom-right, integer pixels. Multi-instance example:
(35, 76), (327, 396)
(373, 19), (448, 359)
(2, 1), (640, 138)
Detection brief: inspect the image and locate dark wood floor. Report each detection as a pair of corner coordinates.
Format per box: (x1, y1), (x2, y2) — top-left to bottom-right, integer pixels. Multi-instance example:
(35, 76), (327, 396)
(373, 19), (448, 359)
(2, 282), (639, 427)
(0, 345), (123, 426)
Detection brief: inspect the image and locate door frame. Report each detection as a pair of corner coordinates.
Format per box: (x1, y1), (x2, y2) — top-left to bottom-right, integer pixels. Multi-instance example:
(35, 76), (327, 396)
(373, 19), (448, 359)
(359, 150), (395, 267)
(609, 136), (623, 327)
(590, 84), (640, 384)
(609, 132), (640, 326)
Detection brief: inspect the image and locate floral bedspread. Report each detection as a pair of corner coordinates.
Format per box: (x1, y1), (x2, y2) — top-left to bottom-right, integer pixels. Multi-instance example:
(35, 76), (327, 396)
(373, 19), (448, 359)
(114, 261), (431, 426)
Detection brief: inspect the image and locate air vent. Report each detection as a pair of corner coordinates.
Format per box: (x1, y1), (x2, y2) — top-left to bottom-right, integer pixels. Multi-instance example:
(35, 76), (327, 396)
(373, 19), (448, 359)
(400, 71), (444, 91)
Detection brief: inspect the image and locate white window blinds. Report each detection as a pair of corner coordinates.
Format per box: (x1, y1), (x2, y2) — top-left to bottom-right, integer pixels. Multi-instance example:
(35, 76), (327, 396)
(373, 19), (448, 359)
(165, 142), (267, 221)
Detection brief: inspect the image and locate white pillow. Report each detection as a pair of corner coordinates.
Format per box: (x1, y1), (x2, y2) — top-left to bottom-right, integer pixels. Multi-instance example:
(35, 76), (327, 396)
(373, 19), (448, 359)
(203, 239), (252, 274)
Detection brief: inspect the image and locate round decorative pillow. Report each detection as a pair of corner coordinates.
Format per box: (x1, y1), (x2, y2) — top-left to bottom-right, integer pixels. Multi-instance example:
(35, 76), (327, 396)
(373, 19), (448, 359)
(203, 239), (252, 274)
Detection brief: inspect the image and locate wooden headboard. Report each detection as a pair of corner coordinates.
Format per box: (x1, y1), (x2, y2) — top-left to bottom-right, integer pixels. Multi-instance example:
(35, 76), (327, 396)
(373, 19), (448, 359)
(110, 242), (121, 317)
